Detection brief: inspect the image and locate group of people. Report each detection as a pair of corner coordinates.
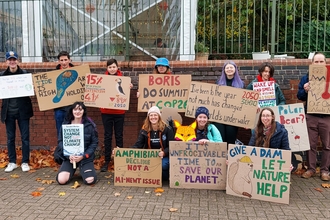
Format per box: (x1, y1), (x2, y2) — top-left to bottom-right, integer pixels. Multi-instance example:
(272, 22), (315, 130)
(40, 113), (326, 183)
(1, 50), (329, 186)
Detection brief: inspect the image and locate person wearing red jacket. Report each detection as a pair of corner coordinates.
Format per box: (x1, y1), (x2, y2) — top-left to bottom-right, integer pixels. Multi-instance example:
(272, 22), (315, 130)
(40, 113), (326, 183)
(101, 59), (133, 172)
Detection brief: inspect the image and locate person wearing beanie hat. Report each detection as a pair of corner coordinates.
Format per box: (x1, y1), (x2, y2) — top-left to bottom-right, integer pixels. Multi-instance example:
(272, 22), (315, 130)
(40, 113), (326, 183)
(194, 106), (223, 144)
(131, 106), (174, 181)
(148, 106), (161, 116)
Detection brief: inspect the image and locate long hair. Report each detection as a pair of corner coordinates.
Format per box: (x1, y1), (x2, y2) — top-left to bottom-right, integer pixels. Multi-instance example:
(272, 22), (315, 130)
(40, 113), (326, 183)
(65, 101), (87, 122)
(216, 61), (244, 88)
(195, 121), (210, 136)
(142, 114), (167, 132)
(254, 107), (276, 148)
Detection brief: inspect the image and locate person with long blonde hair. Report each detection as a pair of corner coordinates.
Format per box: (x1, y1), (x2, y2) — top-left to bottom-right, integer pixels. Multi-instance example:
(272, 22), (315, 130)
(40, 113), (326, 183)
(131, 106), (174, 180)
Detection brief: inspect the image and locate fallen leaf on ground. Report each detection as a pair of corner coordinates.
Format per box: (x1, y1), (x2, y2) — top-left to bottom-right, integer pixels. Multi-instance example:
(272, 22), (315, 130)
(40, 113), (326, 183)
(10, 174), (20, 178)
(155, 193), (162, 196)
(314, 188), (323, 192)
(36, 178), (42, 182)
(0, 162), (7, 168)
(126, 196), (133, 199)
(37, 187), (45, 191)
(28, 170), (36, 173)
(59, 192), (66, 196)
(321, 183), (330, 188)
(114, 193), (121, 197)
(0, 178), (7, 180)
(169, 208), (178, 212)
(105, 174), (112, 179)
(145, 191), (151, 194)
(41, 180), (55, 184)
(31, 191), (42, 197)
(71, 181), (81, 189)
(107, 181), (111, 184)
(44, 175), (50, 178)
(154, 188), (164, 193)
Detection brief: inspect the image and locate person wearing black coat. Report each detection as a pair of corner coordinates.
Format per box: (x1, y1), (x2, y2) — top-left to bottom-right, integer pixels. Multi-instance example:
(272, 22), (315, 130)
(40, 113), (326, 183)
(54, 102), (98, 185)
(132, 106), (174, 181)
(1, 51), (33, 173)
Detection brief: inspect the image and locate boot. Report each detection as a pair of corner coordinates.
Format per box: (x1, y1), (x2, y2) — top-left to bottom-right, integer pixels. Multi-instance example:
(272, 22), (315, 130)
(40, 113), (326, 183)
(101, 161), (110, 172)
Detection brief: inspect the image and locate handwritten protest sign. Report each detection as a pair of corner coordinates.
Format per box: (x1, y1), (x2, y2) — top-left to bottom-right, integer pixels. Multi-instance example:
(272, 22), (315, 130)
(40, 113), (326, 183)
(186, 82), (259, 129)
(114, 148), (162, 187)
(307, 65), (330, 114)
(33, 65), (89, 111)
(138, 74), (191, 112)
(253, 81), (276, 107)
(226, 144), (291, 204)
(84, 73), (131, 110)
(62, 124), (84, 156)
(169, 141), (227, 190)
(0, 73), (34, 99)
(269, 103), (309, 152)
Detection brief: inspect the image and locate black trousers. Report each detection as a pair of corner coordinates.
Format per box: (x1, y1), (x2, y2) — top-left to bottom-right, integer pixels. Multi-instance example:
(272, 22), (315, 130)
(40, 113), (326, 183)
(101, 113), (125, 161)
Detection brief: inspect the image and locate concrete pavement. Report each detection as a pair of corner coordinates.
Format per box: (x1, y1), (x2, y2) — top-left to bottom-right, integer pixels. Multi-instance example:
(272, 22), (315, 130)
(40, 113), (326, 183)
(0, 167), (329, 220)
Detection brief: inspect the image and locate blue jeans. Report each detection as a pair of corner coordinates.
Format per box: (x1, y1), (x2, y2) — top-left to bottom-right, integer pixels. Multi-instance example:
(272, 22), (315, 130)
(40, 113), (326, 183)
(55, 109), (66, 138)
(5, 114), (30, 163)
(162, 157), (170, 181)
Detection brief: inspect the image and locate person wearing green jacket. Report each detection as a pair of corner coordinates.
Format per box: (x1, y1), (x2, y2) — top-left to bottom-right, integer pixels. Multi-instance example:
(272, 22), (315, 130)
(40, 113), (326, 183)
(246, 62), (286, 105)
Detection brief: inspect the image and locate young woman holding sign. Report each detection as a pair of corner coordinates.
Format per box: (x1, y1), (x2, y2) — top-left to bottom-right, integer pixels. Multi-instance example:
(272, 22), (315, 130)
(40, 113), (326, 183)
(136, 57), (171, 98)
(54, 102), (98, 185)
(131, 106), (174, 181)
(195, 106), (223, 144)
(249, 108), (290, 150)
(213, 61), (244, 145)
(246, 62), (286, 106)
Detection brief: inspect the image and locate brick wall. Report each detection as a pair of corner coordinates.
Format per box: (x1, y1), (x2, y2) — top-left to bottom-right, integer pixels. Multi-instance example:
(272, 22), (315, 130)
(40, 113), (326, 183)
(0, 59), (310, 149)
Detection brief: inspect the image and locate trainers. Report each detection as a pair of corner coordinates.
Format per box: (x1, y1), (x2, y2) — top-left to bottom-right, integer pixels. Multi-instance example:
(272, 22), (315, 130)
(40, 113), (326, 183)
(301, 170), (316, 179)
(21, 163), (30, 172)
(321, 172), (330, 181)
(5, 163), (18, 172)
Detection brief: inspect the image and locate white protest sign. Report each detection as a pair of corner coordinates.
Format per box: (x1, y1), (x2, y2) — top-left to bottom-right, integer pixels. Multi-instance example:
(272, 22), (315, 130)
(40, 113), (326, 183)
(62, 124), (84, 156)
(0, 73), (34, 99)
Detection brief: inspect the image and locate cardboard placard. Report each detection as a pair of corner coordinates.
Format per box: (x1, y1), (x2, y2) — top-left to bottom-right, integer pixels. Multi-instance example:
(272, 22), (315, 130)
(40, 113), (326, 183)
(0, 73), (34, 99)
(169, 141), (227, 190)
(62, 124), (84, 156)
(84, 73), (131, 110)
(114, 148), (162, 187)
(138, 74), (191, 112)
(253, 81), (276, 107)
(307, 65), (330, 114)
(269, 103), (309, 152)
(226, 144), (291, 204)
(33, 65), (89, 111)
(185, 82), (259, 129)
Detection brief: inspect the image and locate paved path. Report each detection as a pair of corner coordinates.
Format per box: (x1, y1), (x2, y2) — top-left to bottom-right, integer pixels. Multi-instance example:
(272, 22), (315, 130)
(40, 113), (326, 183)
(0, 168), (329, 220)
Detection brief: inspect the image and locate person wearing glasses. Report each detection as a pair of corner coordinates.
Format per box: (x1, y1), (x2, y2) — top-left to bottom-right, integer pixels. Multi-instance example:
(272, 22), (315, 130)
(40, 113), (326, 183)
(248, 107), (290, 150)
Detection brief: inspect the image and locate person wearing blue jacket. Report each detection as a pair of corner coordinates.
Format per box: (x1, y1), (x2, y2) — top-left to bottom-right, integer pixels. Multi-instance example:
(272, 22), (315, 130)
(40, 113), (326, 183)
(194, 106), (223, 144)
(54, 102), (98, 185)
(249, 107), (290, 150)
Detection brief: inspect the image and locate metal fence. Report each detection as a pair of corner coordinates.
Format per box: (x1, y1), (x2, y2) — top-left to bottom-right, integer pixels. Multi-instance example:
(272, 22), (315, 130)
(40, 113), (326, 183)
(0, 0), (329, 61)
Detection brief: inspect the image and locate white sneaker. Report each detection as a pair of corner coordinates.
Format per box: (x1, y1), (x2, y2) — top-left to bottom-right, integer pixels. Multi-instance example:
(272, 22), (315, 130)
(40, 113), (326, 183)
(5, 163), (18, 172)
(21, 163), (30, 172)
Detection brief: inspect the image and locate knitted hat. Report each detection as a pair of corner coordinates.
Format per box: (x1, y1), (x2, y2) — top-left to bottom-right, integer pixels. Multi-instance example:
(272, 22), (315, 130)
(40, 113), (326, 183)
(148, 106), (161, 116)
(195, 106), (209, 119)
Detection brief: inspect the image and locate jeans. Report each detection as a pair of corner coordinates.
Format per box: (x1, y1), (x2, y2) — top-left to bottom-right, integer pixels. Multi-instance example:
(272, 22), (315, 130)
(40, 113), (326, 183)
(55, 109), (66, 138)
(5, 114), (30, 163)
(162, 157), (170, 181)
(101, 114), (124, 161)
